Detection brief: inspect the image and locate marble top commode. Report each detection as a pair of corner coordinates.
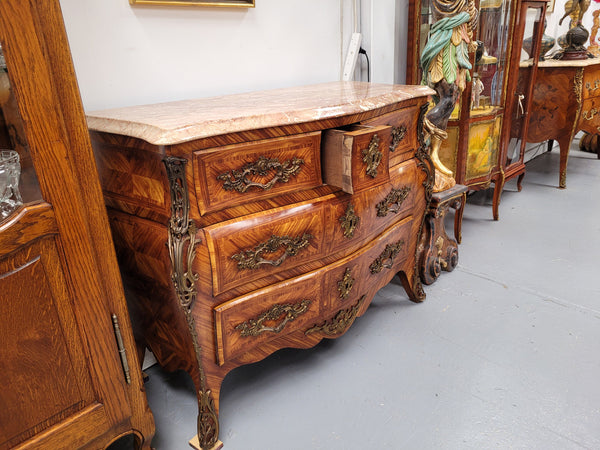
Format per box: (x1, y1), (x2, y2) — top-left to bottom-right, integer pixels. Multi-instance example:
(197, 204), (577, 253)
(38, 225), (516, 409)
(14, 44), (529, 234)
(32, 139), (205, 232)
(88, 80), (436, 450)
(86, 81), (434, 146)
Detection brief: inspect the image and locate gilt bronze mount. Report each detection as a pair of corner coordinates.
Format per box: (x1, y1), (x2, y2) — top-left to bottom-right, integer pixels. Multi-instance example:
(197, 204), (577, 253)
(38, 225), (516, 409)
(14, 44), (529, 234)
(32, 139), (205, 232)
(232, 233), (313, 270)
(236, 300), (312, 337)
(339, 203), (360, 238)
(362, 134), (383, 178)
(337, 267), (355, 300)
(376, 186), (411, 217)
(217, 155), (304, 193)
(305, 296), (365, 336)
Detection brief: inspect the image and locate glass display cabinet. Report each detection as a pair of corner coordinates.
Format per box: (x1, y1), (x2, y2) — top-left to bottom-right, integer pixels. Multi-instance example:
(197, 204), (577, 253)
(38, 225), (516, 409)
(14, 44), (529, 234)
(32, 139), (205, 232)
(407, 0), (549, 219)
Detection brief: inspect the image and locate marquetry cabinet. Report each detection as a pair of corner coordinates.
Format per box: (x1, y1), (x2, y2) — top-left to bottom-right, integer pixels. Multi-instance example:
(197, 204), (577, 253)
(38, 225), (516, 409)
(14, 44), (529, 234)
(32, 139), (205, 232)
(522, 58), (600, 188)
(407, 0), (549, 219)
(87, 81), (435, 449)
(0, 1), (154, 449)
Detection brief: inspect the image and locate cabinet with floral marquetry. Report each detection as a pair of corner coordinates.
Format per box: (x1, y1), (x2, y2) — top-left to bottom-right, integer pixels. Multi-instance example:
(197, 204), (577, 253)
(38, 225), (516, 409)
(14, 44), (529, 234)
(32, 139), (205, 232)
(522, 58), (600, 188)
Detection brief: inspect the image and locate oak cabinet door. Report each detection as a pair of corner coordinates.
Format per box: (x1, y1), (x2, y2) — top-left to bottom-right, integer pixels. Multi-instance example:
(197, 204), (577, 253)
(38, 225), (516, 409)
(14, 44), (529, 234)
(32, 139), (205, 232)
(0, 0), (154, 448)
(0, 214), (130, 449)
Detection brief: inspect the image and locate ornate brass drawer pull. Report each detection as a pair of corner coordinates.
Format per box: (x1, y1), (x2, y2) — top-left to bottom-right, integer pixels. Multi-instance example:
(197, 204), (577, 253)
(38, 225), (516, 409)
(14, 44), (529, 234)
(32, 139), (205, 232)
(339, 203), (360, 238)
(369, 239), (405, 274)
(362, 134), (382, 178)
(217, 155), (304, 193)
(337, 267), (355, 300)
(232, 232), (313, 270)
(305, 295), (365, 336)
(390, 125), (407, 152)
(583, 108), (599, 121)
(236, 299), (312, 337)
(376, 186), (412, 217)
(586, 79), (600, 94)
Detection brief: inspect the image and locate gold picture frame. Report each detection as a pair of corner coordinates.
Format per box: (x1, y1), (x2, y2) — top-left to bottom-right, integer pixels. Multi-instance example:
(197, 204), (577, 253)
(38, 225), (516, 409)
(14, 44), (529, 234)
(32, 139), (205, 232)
(130, 0), (254, 7)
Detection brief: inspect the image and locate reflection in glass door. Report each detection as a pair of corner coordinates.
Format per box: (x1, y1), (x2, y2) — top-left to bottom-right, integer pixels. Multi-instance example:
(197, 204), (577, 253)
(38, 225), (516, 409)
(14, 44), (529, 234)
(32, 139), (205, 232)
(472, 0), (512, 117)
(505, 5), (545, 170)
(0, 44), (42, 221)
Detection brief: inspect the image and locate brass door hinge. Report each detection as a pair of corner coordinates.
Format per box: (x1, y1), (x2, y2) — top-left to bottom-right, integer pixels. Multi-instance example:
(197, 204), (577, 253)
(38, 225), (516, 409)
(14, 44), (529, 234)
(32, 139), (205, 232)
(112, 314), (131, 384)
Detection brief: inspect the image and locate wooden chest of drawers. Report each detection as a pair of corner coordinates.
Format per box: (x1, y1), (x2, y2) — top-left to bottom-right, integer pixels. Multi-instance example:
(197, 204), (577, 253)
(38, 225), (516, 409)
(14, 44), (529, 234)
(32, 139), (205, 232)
(87, 82), (434, 450)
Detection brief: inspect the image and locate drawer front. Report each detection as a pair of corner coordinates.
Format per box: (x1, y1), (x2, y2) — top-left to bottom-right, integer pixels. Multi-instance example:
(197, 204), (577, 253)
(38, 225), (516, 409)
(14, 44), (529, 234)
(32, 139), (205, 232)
(322, 125), (391, 194)
(205, 159), (419, 298)
(369, 160), (418, 226)
(213, 215), (413, 366)
(583, 67), (600, 100)
(578, 98), (600, 134)
(318, 214), (412, 317)
(214, 273), (323, 365)
(360, 103), (420, 167)
(193, 132), (322, 215)
(328, 159), (418, 248)
(204, 201), (326, 296)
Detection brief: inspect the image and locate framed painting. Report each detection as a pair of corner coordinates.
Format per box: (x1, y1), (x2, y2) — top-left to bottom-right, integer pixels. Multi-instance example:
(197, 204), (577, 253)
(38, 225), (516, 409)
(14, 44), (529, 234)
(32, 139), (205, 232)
(130, 0), (254, 6)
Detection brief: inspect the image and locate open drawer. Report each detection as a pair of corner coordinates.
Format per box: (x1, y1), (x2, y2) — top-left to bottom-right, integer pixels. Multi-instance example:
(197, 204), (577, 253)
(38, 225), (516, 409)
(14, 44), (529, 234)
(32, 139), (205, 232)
(321, 124), (392, 194)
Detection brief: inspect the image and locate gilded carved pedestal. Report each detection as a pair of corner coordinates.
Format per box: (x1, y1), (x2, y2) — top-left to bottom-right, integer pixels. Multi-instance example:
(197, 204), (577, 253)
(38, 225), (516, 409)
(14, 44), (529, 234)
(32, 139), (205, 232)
(418, 183), (467, 285)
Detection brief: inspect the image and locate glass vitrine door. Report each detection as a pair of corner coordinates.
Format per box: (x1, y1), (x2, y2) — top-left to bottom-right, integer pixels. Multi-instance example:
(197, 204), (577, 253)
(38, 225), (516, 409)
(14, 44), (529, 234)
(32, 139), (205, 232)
(471, 0), (512, 116)
(0, 45), (42, 222)
(463, 0), (513, 182)
(407, 0), (550, 219)
(411, 0), (513, 115)
(502, 2), (547, 177)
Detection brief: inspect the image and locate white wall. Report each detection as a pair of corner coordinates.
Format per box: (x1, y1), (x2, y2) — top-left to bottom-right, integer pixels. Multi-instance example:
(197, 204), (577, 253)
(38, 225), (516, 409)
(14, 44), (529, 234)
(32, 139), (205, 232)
(59, 0), (589, 113)
(355, 0), (405, 84)
(59, 0), (407, 112)
(59, 0), (356, 111)
(339, 0), (408, 84)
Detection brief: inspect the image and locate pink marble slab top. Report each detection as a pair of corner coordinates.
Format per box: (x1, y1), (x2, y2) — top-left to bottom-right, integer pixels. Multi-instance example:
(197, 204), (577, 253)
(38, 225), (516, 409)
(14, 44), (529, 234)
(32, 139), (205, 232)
(86, 81), (434, 146)
(520, 56), (600, 68)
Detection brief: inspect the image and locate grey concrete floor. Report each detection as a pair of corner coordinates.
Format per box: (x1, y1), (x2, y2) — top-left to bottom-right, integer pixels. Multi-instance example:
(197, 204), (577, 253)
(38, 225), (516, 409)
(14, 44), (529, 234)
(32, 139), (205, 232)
(123, 145), (600, 450)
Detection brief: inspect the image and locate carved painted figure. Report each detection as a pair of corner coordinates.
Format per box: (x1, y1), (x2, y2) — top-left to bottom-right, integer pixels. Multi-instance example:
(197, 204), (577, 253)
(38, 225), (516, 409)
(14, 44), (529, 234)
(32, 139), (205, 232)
(421, 0), (479, 191)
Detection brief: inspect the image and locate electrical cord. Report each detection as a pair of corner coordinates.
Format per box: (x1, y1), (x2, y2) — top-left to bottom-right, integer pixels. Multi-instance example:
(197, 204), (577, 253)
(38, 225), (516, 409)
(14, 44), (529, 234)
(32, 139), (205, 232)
(359, 47), (370, 82)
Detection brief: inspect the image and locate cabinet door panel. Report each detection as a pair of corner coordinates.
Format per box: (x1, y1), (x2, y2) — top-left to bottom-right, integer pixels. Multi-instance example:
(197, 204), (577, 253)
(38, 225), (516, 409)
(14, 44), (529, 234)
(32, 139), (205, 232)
(0, 235), (112, 449)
